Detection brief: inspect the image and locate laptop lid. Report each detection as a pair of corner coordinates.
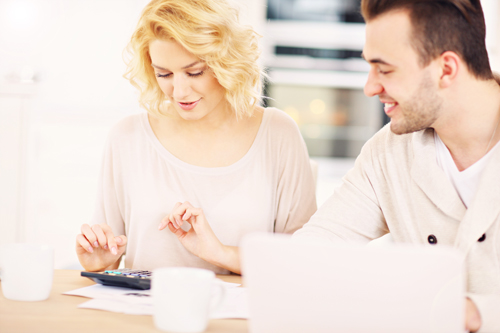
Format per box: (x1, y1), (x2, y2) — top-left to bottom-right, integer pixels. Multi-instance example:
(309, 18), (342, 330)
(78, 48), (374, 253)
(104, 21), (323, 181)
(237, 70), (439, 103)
(241, 233), (465, 333)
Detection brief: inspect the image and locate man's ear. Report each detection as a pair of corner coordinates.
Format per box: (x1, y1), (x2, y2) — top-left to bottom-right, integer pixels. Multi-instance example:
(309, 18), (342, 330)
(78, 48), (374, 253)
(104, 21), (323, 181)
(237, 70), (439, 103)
(438, 51), (460, 88)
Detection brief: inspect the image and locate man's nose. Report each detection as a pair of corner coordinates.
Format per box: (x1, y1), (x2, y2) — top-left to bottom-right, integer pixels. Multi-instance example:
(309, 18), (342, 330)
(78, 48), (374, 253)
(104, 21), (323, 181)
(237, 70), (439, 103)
(364, 70), (384, 97)
(172, 76), (192, 101)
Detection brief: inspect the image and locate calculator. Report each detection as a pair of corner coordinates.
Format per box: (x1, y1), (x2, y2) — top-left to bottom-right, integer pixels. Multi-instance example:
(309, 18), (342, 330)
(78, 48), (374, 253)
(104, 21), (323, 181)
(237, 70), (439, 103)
(81, 268), (152, 290)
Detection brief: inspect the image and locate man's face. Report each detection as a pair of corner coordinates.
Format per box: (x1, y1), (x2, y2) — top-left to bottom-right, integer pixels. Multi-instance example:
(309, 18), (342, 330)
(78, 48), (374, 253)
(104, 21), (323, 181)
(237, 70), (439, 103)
(362, 10), (443, 135)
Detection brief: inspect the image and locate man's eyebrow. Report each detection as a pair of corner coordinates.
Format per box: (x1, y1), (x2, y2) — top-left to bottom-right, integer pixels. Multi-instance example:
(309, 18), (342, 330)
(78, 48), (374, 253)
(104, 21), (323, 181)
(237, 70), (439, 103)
(361, 53), (392, 66)
(151, 61), (202, 71)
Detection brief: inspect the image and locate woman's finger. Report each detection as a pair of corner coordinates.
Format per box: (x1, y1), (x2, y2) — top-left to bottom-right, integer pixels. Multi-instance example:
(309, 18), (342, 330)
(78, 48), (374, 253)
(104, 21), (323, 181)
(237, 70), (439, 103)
(170, 202), (185, 227)
(115, 235), (127, 247)
(91, 224), (108, 249)
(101, 224), (118, 255)
(159, 215), (170, 230)
(169, 213), (180, 229)
(176, 202), (197, 222)
(183, 207), (204, 227)
(76, 233), (94, 253)
(167, 221), (187, 238)
(81, 224), (98, 248)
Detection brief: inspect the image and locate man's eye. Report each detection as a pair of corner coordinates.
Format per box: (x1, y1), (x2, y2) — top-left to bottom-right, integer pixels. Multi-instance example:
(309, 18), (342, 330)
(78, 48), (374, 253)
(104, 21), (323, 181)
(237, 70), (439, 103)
(377, 69), (392, 75)
(156, 73), (171, 78)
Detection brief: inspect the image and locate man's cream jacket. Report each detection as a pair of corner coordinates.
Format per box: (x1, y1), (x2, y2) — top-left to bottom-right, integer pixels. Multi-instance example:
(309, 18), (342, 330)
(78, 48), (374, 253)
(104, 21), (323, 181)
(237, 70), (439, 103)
(295, 125), (500, 332)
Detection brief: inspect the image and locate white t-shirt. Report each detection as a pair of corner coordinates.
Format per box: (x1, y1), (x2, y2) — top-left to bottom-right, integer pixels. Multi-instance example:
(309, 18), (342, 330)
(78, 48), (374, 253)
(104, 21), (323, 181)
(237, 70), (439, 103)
(435, 131), (499, 208)
(91, 108), (317, 274)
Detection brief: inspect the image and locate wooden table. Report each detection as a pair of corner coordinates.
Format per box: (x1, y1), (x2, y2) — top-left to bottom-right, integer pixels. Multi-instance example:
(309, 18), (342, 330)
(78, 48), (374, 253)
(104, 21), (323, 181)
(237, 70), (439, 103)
(0, 270), (247, 333)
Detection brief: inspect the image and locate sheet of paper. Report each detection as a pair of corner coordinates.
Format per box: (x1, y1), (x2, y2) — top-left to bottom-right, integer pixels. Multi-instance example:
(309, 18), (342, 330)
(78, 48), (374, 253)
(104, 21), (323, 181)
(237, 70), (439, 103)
(64, 284), (152, 304)
(64, 278), (248, 319)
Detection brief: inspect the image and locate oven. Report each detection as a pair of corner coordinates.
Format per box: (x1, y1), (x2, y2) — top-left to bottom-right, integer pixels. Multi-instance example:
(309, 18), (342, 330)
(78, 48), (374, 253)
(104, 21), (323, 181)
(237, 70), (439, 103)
(263, 0), (386, 158)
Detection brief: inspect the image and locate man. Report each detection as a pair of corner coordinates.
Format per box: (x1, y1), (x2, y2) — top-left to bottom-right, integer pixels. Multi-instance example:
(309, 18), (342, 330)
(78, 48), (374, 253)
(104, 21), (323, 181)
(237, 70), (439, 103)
(294, 0), (500, 332)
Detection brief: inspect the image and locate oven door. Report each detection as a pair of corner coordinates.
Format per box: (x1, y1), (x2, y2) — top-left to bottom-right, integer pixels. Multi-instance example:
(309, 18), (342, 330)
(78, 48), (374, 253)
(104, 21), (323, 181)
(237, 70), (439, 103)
(266, 68), (384, 158)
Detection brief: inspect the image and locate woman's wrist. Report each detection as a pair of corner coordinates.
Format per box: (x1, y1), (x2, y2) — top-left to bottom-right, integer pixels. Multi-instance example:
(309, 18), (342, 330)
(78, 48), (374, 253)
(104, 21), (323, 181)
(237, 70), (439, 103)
(204, 244), (241, 275)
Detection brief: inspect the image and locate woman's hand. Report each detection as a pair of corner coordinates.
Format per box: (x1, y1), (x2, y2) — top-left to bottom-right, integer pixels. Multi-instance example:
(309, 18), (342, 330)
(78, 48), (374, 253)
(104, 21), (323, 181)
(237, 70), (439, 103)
(159, 201), (241, 274)
(465, 298), (481, 332)
(76, 223), (127, 272)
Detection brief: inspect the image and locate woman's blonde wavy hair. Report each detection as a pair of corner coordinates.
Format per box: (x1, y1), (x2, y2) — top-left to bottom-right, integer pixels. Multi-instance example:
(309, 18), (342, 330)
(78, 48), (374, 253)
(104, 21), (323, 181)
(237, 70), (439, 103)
(123, 0), (265, 119)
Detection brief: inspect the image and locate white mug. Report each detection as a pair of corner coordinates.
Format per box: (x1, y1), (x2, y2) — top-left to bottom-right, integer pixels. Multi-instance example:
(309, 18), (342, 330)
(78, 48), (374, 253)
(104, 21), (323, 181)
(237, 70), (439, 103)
(152, 267), (225, 333)
(0, 243), (54, 301)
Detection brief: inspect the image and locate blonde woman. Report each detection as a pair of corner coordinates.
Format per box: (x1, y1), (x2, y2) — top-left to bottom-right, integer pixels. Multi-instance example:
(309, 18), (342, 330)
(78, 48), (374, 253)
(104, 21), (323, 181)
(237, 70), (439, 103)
(75, 0), (316, 275)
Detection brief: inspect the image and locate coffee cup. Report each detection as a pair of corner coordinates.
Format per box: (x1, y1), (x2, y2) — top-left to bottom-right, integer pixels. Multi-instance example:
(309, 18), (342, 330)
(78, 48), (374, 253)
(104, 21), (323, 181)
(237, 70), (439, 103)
(0, 243), (54, 301)
(152, 267), (225, 333)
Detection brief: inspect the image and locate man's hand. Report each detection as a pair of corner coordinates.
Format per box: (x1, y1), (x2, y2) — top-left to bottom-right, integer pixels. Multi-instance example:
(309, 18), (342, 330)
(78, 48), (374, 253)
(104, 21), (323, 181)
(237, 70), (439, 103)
(465, 297), (481, 332)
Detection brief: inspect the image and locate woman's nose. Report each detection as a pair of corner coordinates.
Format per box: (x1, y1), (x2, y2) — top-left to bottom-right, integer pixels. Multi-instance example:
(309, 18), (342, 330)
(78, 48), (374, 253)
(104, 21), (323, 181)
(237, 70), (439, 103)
(172, 76), (192, 101)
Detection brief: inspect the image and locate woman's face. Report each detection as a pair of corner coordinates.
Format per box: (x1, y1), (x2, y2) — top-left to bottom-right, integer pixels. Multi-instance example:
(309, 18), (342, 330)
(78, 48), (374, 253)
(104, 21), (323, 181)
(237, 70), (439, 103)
(149, 39), (228, 121)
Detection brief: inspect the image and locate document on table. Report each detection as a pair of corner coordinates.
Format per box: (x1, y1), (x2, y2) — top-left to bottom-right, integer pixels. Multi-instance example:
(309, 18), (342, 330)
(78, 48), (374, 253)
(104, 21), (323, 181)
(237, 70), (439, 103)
(63, 278), (249, 319)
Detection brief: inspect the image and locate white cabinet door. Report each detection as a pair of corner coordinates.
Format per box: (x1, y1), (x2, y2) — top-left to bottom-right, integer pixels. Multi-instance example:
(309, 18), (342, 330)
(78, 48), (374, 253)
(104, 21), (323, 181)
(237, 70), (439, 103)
(0, 84), (34, 245)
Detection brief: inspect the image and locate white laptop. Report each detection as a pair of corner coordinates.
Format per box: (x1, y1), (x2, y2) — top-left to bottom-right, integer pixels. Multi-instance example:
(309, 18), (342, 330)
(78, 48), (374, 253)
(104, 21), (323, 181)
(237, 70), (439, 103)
(241, 233), (465, 333)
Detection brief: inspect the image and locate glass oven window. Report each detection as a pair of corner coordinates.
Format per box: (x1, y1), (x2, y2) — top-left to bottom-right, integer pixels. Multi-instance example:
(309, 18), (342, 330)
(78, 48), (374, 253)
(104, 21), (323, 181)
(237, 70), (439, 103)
(267, 0), (364, 23)
(267, 84), (383, 158)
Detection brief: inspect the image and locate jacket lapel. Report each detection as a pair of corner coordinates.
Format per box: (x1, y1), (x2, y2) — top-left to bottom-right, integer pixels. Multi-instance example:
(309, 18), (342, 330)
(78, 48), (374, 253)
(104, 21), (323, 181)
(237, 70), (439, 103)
(454, 144), (500, 254)
(410, 129), (466, 221)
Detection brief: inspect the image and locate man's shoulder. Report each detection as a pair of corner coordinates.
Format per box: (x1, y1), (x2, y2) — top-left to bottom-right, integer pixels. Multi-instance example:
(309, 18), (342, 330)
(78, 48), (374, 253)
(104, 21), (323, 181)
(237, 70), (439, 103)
(361, 124), (429, 162)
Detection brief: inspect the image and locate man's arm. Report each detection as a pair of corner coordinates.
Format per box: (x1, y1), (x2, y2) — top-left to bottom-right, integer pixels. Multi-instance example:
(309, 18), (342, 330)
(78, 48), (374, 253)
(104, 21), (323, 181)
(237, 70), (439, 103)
(293, 135), (389, 243)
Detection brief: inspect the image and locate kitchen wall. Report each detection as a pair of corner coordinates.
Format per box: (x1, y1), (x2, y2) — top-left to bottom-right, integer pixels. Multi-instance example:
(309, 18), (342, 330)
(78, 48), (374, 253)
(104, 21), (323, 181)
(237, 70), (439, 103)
(484, 0), (500, 72)
(0, 0), (146, 268)
(0, 0), (499, 269)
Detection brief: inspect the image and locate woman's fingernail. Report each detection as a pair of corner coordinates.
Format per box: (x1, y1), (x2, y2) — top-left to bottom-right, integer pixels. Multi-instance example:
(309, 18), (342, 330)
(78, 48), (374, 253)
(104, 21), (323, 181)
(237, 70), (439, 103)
(93, 241), (99, 247)
(88, 247), (93, 253)
(158, 222), (163, 230)
(116, 237), (122, 243)
(103, 244), (108, 250)
(111, 247), (117, 255)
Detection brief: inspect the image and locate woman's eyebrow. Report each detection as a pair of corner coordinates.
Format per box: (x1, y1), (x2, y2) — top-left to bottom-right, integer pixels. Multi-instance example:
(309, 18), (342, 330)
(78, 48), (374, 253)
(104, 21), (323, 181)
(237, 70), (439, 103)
(151, 63), (168, 70)
(151, 61), (203, 71)
(181, 61), (202, 69)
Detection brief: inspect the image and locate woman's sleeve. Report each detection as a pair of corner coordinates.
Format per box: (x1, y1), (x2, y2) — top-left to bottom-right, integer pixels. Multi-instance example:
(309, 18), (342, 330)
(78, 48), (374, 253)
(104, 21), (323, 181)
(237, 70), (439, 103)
(272, 111), (317, 234)
(89, 135), (125, 238)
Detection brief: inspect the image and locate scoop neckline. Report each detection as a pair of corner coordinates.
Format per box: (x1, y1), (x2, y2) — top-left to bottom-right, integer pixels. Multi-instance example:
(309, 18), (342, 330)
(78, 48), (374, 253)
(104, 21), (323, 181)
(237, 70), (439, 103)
(141, 109), (272, 175)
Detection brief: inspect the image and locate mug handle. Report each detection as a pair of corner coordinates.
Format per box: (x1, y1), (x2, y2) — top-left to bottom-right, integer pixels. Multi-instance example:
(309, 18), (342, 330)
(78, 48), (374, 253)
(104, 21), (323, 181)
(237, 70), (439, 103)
(209, 282), (227, 314)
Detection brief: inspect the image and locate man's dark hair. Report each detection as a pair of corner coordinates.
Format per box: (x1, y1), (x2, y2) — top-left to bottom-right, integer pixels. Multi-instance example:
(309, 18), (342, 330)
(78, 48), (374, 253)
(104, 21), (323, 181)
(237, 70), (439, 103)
(361, 0), (493, 80)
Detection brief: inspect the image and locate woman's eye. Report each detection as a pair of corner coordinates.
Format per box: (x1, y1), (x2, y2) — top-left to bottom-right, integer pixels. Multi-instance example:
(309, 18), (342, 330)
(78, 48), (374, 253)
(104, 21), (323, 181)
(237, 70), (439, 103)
(156, 73), (171, 78)
(188, 71), (204, 77)
(377, 68), (392, 75)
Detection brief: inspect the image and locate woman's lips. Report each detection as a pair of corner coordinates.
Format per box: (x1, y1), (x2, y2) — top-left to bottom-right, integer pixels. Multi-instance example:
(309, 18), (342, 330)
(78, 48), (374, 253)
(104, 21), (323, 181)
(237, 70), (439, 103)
(177, 99), (201, 111)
